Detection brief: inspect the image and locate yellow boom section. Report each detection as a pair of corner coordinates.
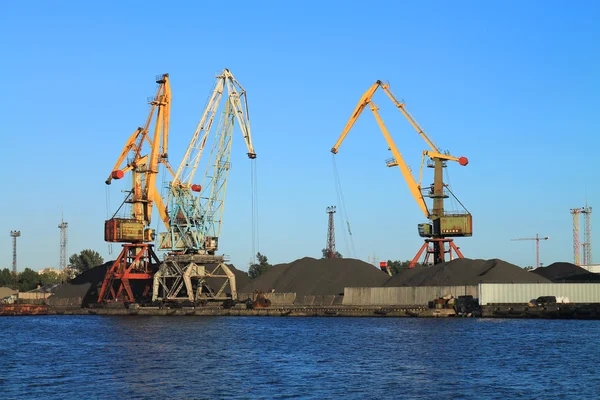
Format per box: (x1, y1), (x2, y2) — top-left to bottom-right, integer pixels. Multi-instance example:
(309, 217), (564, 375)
(331, 81), (430, 218)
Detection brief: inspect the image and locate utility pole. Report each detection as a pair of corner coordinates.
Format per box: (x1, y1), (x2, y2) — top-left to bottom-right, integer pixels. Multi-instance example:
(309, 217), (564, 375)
(10, 230), (21, 290)
(510, 233), (549, 269)
(326, 206), (337, 259)
(58, 216), (68, 282)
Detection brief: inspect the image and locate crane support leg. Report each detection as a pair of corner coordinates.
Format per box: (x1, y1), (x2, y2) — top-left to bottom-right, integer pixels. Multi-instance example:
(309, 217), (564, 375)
(409, 238), (464, 268)
(98, 244), (160, 303)
(410, 242), (429, 268)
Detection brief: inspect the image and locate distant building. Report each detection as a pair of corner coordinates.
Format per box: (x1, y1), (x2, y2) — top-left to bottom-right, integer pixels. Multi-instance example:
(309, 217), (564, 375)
(38, 268), (61, 275)
(0, 287), (18, 304)
(582, 264), (600, 274)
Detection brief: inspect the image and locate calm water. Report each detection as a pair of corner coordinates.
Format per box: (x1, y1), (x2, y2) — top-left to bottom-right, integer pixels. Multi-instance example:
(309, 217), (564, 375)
(0, 316), (599, 399)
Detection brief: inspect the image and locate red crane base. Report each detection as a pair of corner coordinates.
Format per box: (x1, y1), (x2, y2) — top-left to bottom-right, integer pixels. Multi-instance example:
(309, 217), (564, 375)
(409, 238), (464, 268)
(98, 244), (160, 303)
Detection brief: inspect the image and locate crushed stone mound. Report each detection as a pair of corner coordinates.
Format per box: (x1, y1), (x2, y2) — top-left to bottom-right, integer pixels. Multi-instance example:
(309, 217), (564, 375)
(240, 257), (390, 297)
(532, 262), (600, 283)
(48, 262), (111, 306)
(384, 258), (551, 286)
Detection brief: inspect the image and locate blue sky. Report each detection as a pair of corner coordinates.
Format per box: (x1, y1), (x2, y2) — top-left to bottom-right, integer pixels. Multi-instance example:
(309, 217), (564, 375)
(1, 0), (598, 272)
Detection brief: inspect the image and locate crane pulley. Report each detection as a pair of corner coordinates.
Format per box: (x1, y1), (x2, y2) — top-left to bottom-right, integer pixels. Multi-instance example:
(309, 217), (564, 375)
(331, 80), (472, 266)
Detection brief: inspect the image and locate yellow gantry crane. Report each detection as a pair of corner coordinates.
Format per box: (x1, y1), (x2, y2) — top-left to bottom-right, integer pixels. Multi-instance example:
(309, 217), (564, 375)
(331, 80), (472, 267)
(99, 73), (174, 302)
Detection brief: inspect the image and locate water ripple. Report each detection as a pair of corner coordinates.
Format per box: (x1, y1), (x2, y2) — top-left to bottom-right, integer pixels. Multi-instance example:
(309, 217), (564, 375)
(1, 316), (599, 399)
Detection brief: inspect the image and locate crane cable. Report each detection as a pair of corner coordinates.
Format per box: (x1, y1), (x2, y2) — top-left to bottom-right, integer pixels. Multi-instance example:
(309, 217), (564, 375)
(105, 185), (113, 255)
(332, 155), (356, 258)
(250, 159), (259, 265)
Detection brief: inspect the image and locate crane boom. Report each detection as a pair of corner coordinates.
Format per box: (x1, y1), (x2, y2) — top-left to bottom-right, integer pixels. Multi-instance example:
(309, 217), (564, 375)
(331, 80), (468, 220)
(160, 68), (256, 253)
(174, 69), (256, 190)
(105, 73), (173, 236)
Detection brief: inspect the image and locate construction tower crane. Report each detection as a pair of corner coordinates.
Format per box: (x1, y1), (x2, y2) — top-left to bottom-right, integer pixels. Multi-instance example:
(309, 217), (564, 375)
(153, 69), (256, 303)
(98, 73), (173, 303)
(511, 234), (549, 269)
(331, 80), (471, 267)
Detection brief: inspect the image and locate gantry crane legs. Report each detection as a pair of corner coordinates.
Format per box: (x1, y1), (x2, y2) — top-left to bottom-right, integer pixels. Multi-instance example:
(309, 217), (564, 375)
(331, 80), (471, 268)
(98, 73), (173, 303)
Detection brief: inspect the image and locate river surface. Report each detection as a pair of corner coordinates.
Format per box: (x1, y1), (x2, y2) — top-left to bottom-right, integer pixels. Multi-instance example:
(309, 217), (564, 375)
(0, 316), (598, 399)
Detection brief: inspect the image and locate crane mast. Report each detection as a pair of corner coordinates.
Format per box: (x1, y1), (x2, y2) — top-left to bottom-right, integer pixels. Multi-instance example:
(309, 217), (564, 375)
(331, 80), (472, 267)
(98, 73), (173, 303)
(153, 69), (256, 303)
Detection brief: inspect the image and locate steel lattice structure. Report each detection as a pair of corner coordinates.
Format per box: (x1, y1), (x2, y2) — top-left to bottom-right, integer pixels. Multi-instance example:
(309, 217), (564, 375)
(326, 206), (337, 258)
(10, 230), (20, 290)
(58, 217), (68, 280)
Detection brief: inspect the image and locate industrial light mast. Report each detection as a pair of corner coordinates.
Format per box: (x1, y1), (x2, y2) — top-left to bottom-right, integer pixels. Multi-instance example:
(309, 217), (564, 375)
(582, 205), (593, 266)
(10, 231), (21, 291)
(326, 206), (337, 259)
(571, 208), (582, 265)
(571, 205), (593, 267)
(58, 216), (68, 282)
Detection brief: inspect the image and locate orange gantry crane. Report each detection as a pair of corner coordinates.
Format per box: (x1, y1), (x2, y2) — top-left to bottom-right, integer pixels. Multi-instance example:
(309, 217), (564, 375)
(331, 80), (472, 267)
(98, 73), (174, 302)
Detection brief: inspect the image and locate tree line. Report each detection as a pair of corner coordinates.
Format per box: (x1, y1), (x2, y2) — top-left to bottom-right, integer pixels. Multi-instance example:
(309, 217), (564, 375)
(1, 249), (105, 292)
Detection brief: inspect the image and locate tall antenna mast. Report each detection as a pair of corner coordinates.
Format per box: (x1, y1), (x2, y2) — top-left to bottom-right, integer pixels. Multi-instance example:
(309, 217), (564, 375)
(10, 230), (21, 290)
(58, 215), (68, 282)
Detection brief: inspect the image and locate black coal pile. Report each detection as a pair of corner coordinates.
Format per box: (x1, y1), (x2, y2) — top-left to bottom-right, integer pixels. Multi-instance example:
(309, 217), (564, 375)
(385, 258), (551, 286)
(48, 262), (111, 306)
(531, 262), (600, 283)
(240, 257), (390, 297)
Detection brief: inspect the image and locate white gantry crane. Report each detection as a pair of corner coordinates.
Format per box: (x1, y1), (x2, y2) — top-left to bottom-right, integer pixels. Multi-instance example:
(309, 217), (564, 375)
(153, 69), (257, 303)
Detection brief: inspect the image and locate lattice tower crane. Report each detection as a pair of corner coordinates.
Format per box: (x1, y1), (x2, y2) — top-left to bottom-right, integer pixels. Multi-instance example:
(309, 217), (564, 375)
(331, 80), (471, 267)
(98, 73), (174, 303)
(153, 69), (256, 302)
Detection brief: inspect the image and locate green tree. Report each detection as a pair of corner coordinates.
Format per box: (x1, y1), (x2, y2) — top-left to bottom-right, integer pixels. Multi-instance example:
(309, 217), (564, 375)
(321, 249), (343, 259)
(0, 268), (13, 287)
(18, 268), (41, 292)
(524, 266), (534, 271)
(39, 271), (62, 285)
(69, 249), (104, 275)
(387, 260), (420, 275)
(248, 252), (272, 279)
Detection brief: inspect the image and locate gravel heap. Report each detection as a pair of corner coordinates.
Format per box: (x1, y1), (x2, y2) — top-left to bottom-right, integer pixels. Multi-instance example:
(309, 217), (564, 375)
(531, 262), (600, 283)
(385, 258), (551, 286)
(49, 262), (111, 306)
(240, 257), (390, 297)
